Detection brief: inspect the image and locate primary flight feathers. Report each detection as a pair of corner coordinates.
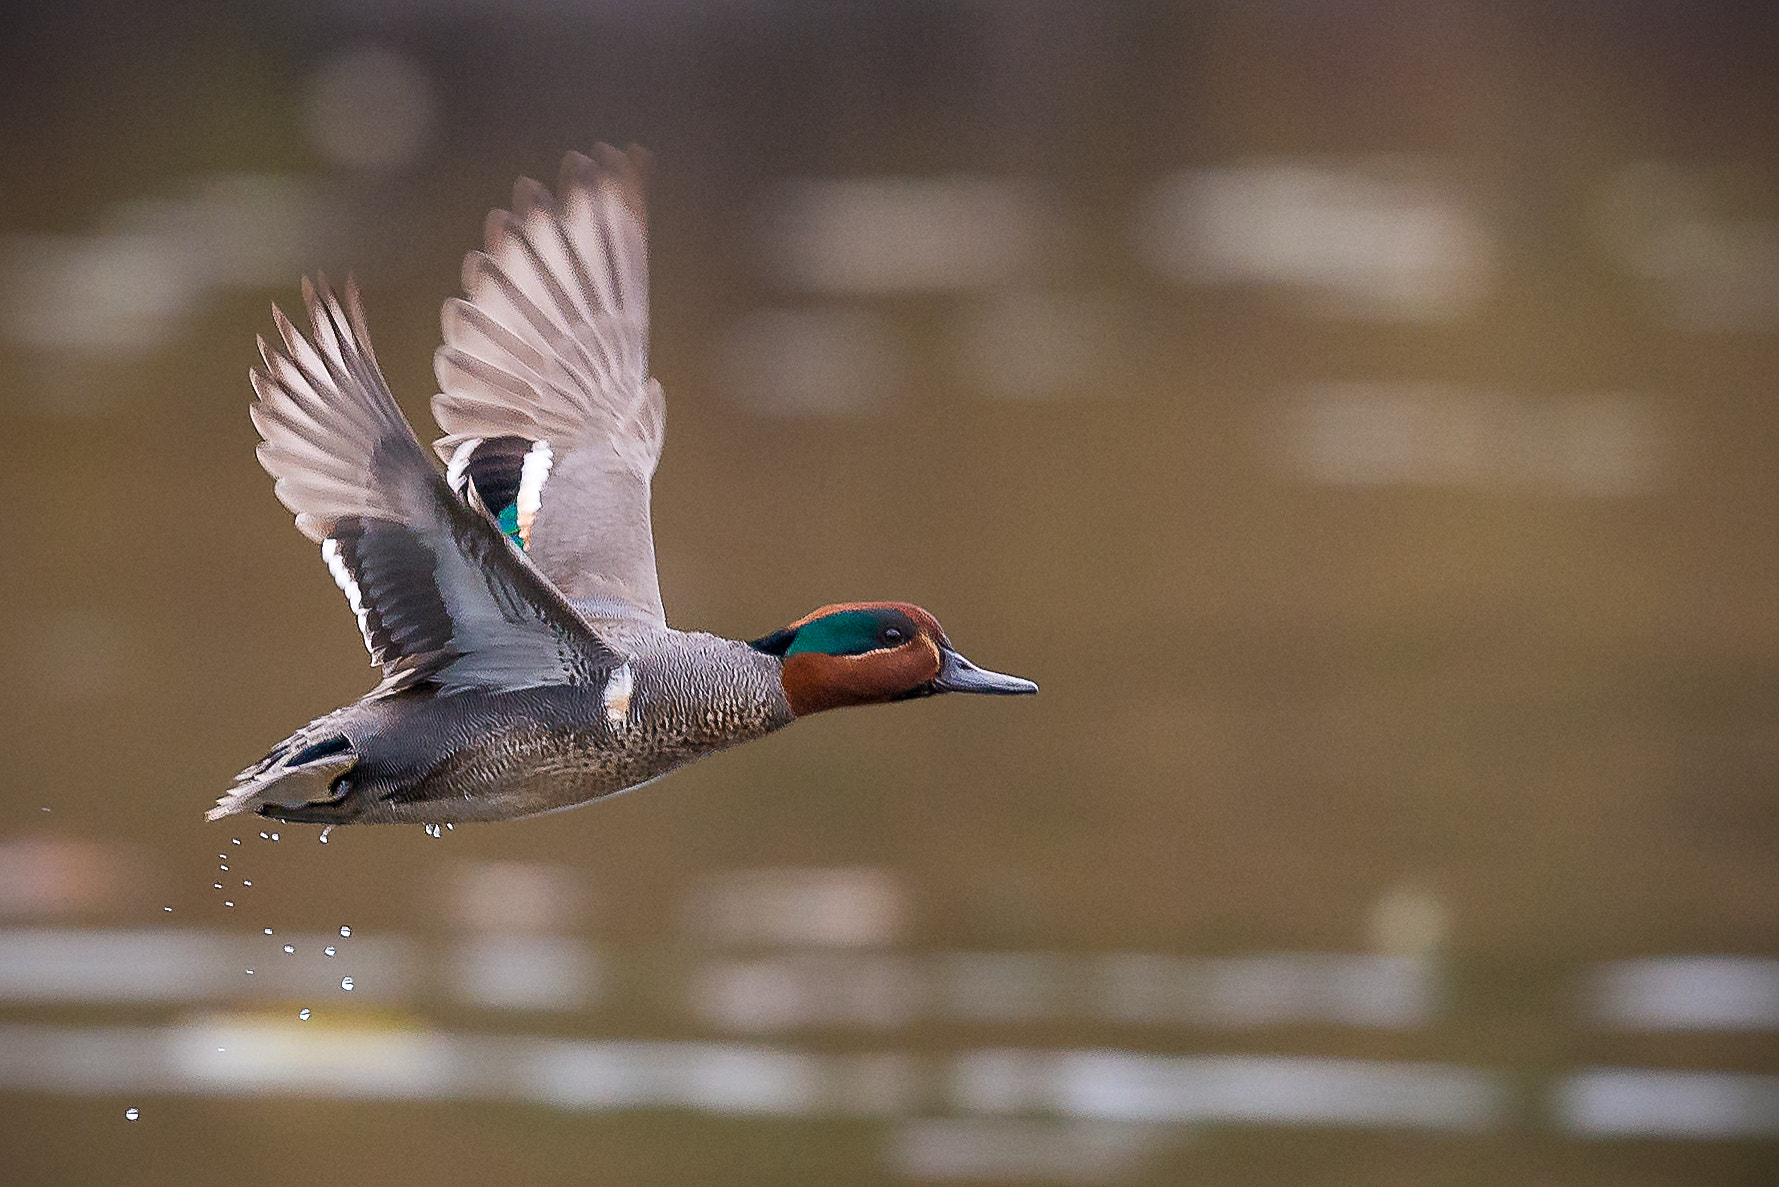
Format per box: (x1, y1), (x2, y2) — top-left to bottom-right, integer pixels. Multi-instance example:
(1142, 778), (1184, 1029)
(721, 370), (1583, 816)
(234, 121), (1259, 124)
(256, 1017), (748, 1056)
(432, 145), (667, 624)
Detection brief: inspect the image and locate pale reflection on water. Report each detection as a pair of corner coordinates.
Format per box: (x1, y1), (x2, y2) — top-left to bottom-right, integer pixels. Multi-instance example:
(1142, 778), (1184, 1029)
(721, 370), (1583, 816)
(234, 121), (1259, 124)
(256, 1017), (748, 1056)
(10, 1018), (1776, 1142)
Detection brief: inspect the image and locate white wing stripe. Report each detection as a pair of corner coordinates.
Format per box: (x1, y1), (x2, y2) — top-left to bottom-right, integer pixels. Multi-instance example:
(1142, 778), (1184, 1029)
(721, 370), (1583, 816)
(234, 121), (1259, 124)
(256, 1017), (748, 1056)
(445, 437), (482, 494)
(516, 439), (554, 543)
(320, 537), (374, 656)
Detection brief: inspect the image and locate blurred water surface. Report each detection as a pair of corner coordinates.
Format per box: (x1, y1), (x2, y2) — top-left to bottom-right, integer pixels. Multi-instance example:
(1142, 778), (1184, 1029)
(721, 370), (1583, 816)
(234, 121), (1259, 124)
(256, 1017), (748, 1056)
(2, 3), (1777, 1184)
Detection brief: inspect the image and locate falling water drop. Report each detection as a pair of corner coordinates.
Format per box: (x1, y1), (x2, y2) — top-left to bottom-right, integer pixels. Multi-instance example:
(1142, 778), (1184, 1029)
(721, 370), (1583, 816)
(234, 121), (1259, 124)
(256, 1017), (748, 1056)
(424, 823), (441, 838)
(270, 833), (280, 841)
(124, 1108), (139, 1121)
(259, 832), (269, 839)
(283, 944), (295, 954)
(219, 864), (229, 871)
(242, 880), (252, 887)
(340, 976), (355, 992)
(298, 1008), (310, 1021)
(224, 901), (234, 908)
(319, 826), (333, 844)
(163, 906), (173, 913)
(339, 926), (351, 937)
(231, 838), (241, 846)
(263, 928), (273, 935)
(324, 946), (336, 957)
(213, 883), (223, 890)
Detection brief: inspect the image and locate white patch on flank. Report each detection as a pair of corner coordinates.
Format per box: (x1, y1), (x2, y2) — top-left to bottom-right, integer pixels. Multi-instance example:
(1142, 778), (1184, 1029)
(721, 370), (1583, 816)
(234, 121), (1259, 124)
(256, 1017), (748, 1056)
(603, 661), (634, 727)
(515, 439), (553, 545)
(445, 437), (483, 495)
(321, 538), (374, 656)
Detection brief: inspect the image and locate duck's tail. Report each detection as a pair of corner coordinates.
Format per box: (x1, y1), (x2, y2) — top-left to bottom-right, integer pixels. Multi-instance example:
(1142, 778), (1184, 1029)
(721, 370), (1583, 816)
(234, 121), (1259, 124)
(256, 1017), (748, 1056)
(208, 729), (358, 822)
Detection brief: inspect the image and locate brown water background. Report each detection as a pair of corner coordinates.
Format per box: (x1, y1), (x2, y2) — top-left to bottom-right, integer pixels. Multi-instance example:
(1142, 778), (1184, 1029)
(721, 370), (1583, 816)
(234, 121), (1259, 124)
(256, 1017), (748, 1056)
(2, 3), (1777, 1184)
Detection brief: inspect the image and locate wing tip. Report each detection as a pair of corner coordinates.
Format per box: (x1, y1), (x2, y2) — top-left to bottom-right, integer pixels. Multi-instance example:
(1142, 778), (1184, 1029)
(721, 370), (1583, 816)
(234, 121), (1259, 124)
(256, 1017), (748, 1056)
(561, 143), (651, 227)
(511, 175), (557, 222)
(286, 272), (374, 361)
(341, 273), (374, 362)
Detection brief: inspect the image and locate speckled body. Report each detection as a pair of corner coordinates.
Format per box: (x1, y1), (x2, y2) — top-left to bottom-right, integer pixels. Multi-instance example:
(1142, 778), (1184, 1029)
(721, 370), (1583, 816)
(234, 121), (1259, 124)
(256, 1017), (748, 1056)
(256, 630), (794, 825)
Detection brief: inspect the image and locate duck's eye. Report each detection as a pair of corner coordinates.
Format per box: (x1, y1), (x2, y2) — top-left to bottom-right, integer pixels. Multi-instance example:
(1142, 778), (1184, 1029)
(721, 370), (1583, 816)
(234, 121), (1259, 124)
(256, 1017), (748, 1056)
(882, 627), (904, 645)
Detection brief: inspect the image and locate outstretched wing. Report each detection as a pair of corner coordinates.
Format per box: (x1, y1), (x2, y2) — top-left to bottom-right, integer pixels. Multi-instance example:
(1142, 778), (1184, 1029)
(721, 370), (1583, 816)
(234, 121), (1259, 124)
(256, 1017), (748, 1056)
(251, 277), (619, 695)
(430, 145), (669, 628)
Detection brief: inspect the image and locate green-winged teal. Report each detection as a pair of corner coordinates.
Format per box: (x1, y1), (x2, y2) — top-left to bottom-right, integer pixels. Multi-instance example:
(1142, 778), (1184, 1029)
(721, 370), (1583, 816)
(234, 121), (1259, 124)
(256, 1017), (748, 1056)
(211, 145), (1036, 826)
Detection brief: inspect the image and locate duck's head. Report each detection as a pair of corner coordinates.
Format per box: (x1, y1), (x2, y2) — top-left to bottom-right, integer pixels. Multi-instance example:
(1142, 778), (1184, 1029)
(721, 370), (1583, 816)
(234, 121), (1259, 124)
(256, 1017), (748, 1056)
(749, 602), (1038, 716)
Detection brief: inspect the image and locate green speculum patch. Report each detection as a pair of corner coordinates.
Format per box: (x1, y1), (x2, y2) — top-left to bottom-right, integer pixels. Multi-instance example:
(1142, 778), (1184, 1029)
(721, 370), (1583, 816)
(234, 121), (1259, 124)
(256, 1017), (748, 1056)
(496, 503), (524, 549)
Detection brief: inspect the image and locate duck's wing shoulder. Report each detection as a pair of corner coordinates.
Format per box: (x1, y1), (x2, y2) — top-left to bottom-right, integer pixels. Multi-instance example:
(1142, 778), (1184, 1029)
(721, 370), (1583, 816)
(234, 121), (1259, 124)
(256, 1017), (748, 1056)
(252, 277), (620, 696)
(431, 145), (668, 630)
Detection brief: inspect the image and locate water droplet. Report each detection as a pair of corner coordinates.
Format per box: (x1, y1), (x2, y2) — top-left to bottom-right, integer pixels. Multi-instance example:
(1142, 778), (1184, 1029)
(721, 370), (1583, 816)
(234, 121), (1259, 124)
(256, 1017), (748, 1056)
(282, 945), (295, 955)
(224, 901), (234, 908)
(339, 926), (351, 937)
(245, 969), (254, 975)
(340, 976), (355, 991)
(424, 823), (440, 838)
(324, 945), (336, 957)
(263, 928), (273, 935)
(163, 906), (173, 913)
(219, 864), (228, 871)
(319, 826), (333, 844)
(445, 823), (453, 830)
(213, 883), (223, 890)
(259, 831), (269, 839)
(124, 1108), (139, 1121)
(270, 832), (280, 841)
(231, 838), (241, 846)
(298, 1008), (310, 1020)
(242, 880), (252, 887)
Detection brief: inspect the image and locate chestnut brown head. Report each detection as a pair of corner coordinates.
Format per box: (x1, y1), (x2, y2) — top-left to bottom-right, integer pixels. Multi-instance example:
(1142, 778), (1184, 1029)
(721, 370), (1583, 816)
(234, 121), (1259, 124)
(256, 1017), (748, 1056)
(749, 601), (1037, 717)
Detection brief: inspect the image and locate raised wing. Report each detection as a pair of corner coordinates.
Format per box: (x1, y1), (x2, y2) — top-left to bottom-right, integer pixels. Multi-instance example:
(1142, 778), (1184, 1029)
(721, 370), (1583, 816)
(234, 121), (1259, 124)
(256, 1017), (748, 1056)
(431, 145), (668, 627)
(251, 278), (619, 695)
